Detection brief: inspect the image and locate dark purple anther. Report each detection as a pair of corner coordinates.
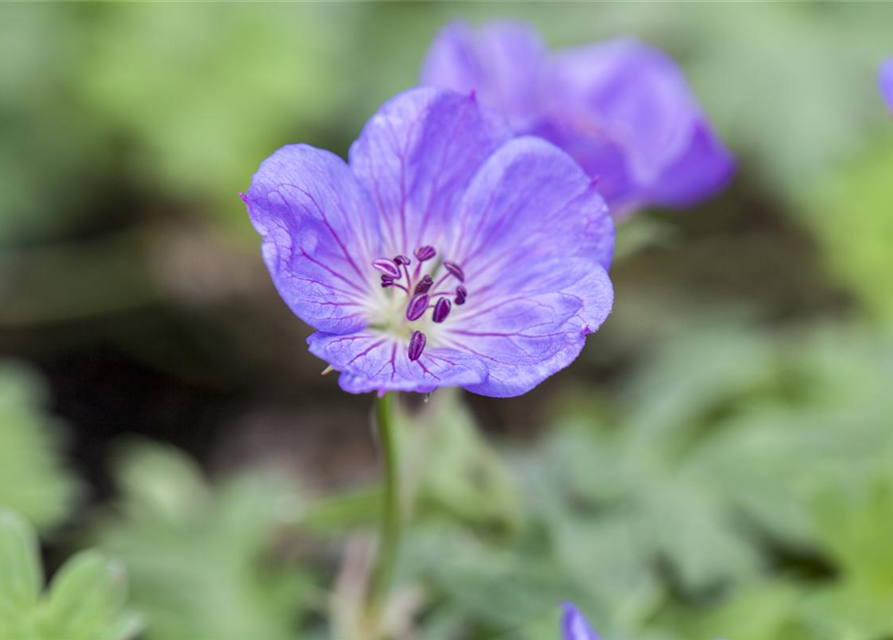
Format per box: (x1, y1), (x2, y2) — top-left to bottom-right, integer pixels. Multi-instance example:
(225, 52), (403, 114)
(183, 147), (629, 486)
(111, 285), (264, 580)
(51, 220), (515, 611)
(394, 255), (411, 266)
(454, 285), (467, 305)
(443, 261), (465, 282)
(372, 258), (400, 278)
(414, 245), (437, 262)
(406, 293), (429, 321)
(381, 275), (395, 288)
(432, 298), (452, 323)
(408, 330), (427, 362)
(414, 274), (434, 295)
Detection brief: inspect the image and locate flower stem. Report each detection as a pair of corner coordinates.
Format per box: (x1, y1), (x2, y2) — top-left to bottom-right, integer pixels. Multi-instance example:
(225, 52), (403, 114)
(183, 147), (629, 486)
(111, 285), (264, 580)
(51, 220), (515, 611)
(365, 392), (402, 636)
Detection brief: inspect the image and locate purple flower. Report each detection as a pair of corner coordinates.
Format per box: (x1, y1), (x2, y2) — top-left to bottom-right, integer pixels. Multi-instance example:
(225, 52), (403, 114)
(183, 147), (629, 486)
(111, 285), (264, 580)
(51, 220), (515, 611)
(243, 88), (614, 397)
(879, 58), (893, 113)
(421, 21), (735, 217)
(561, 602), (601, 640)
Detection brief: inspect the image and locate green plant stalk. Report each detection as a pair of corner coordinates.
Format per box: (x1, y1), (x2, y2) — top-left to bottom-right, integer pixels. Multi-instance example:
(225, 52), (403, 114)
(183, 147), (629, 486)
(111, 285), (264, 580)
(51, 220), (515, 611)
(365, 392), (401, 637)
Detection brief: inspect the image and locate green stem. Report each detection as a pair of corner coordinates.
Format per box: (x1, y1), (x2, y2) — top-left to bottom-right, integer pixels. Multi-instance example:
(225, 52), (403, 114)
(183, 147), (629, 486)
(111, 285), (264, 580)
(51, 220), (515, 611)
(366, 392), (401, 636)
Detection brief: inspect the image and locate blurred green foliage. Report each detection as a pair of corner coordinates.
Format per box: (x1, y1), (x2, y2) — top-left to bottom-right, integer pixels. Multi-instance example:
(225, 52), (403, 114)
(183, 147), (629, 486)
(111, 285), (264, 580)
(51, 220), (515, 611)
(79, 4), (349, 237)
(398, 390), (523, 534)
(0, 510), (140, 640)
(390, 324), (893, 640)
(804, 132), (893, 329)
(4, 324), (892, 639)
(0, 6), (111, 244)
(0, 363), (79, 533)
(91, 441), (315, 640)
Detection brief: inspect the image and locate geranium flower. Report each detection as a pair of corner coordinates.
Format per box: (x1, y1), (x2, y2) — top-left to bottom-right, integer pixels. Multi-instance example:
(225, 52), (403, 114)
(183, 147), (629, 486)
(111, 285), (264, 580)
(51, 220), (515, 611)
(562, 602), (601, 640)
(421, 21), (735, 217)
(243, 88), (614, 397)
(879, 58), (893, 113)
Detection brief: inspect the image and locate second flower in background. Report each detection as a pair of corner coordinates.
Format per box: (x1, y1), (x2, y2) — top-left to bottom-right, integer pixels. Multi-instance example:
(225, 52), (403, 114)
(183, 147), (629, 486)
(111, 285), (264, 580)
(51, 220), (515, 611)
(422, 21), (736, 218)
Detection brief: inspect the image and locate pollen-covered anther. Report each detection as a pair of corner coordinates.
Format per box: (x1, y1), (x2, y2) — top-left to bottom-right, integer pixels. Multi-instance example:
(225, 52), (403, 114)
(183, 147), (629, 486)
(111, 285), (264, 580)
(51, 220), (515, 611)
(372, 258), (400, 278)
(408, 330), (427, 361)
(443, 261), (465, 282)
(414, 245), (437, 262)
(406, 293), (429, 321)
(414, 274), (434, 295)
(432, 298), (452, 323)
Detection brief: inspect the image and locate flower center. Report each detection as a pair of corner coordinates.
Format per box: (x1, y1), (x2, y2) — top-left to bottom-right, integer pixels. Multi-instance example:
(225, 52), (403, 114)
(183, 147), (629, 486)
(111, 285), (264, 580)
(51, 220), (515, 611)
(371, 245), (468, 361)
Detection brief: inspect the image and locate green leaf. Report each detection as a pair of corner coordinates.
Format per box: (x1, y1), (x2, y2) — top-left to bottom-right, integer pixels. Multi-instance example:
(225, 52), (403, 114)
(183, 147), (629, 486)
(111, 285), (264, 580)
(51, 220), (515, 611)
(0, 511), (139, 640)
(111, 440), (209, 523)
(663, 580), (810, 640)
(0, 362), (79, 533)
(40, 552), (128, 640)
(93, 440), (314, 640)
(300, 487), (381, 535)
(405, 526), (583, 639)
(802, 132), (893, 329)
(418, 323), (893, 639)
(403, 390), (522, 533)
(800, 480), (893, 638)
(0, 510), (41, 611)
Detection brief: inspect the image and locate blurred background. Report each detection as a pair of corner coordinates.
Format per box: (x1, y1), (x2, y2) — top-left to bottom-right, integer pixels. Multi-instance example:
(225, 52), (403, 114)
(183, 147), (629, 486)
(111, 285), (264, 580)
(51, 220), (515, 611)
(2, 3), (893, 639)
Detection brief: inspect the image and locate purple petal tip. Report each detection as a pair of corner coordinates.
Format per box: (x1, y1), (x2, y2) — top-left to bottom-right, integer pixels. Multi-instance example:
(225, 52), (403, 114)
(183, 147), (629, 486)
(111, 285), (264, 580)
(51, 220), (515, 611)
(879, 57), (893, 113)
(561, 602), (601, 640)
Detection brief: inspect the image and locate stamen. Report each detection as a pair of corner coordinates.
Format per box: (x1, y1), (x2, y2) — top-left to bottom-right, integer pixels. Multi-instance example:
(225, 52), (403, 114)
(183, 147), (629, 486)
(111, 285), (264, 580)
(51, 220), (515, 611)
(406, 293), (429, 321)
(432, 298), (452, 323)
(382, 275), (408, 293)
(443, 261), (465, 282)
(414, 246), (436, 262)
(408, 330), (426, 361)
(414, 274), (434, 295)
(372, 247), (468, 328)
(395, 255), (413, 286)
(372, 258), (400, 278)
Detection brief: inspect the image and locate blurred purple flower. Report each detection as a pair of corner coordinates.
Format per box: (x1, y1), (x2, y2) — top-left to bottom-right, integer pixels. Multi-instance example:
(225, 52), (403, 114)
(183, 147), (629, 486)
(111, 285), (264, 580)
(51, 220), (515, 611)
(421, 21), (736, 218)
(243, 88), (614, 397)
(879, 58), (893, 113)
(562, 602), (601, 640)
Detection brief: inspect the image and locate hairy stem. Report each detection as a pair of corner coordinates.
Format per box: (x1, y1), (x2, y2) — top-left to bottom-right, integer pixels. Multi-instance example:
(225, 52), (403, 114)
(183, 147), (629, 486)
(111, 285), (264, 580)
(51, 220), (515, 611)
(365, 392), (401, 637)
